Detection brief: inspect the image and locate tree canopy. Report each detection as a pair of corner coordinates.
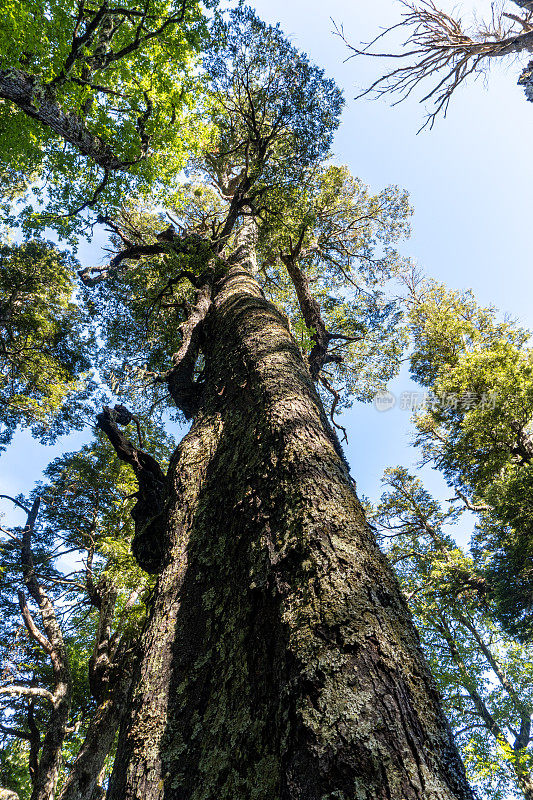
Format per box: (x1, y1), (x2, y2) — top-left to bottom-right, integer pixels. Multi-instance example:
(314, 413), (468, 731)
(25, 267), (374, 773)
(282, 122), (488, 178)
(0, 239), (94, 451)
(0, 0), (213, 232)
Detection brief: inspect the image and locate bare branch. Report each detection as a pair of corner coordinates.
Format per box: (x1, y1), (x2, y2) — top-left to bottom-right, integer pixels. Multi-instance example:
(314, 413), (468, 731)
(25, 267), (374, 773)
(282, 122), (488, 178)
(281, 250), (359, 380)
(0, 495), (30, 515)
(319, 375), (348, 443)
(336, 0), (533, 126)
(0, 723), (32, 741)
(78, 241), (166, 286)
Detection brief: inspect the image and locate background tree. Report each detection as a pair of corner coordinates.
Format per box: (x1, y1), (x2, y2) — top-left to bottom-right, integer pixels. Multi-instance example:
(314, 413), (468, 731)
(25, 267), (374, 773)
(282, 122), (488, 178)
(0, 239), (94, 452)
(371, 467), (533, 800)
(336, 0), (533, 129)
(401, 275), (533, 638)
(0, 0), (215, 231)
(0, 425), (174, 800)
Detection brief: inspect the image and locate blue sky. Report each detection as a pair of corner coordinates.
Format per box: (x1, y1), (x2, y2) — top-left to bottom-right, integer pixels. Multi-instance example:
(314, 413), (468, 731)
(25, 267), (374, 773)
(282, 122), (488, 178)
(2, 0), (532, 542)
(247, 0), (533, 527)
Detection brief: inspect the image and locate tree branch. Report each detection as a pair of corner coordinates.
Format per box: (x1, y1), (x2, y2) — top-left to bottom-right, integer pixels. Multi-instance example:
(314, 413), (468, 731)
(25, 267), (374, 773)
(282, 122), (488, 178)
(452, 488), (490, 513)
(96, 405), (168, 572)
(18, 590), (53, 655)
(281, 253), (346, 380)
(336, 0), (533, 127)
(0, 724), (32, 741)
(0, 70), (126, 170)
(0, 686), (55, 705)
(161, 280), (213, 418)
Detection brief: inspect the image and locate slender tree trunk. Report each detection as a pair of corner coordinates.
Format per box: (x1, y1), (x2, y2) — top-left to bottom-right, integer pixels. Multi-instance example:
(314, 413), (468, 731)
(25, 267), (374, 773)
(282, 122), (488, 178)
(19, 499), (71, 800)
(108, 241), (474, 799)
(32, 681), (70, 800)
(57, 642), (139, 800)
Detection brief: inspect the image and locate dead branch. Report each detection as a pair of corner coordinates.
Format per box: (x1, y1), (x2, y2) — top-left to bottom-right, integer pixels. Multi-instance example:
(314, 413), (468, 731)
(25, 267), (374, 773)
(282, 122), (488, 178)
(17, 591), (53, 655)
(451, 488), (491, 513)
(335, 0), (533, 128)
(96, 405), (168, 572)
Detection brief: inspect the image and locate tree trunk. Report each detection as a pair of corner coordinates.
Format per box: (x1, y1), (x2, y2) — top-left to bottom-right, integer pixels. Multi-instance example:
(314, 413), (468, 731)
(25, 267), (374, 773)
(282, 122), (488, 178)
(515, 763), (533, 800)
(31, 684), (70, 800)
(57, 642), (139, 800)
(108, 244), (474, 799)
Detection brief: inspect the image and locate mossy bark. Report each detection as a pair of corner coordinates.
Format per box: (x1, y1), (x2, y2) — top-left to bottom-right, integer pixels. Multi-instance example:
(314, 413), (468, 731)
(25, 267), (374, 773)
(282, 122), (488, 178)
(108, 253), (474, 799)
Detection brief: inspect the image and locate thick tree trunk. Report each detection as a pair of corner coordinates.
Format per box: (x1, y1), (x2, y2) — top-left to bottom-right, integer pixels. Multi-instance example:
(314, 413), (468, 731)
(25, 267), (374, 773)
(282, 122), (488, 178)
(108, 247), (474, 799)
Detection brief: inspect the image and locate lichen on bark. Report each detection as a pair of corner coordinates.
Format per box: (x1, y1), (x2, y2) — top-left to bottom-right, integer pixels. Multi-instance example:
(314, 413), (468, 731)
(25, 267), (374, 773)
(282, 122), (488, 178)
(107, 239), (474, 800)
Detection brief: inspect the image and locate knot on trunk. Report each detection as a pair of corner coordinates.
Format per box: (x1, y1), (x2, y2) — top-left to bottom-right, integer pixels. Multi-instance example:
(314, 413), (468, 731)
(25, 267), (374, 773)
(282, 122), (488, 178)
(96, 405), (168, 573)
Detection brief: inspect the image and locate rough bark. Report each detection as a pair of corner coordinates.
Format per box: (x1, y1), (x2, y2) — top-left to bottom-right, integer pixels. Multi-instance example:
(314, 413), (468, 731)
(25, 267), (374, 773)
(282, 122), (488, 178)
(165, 279), (213, 419)
(96, 405), (168, 573)
(107, 240), (473, 799)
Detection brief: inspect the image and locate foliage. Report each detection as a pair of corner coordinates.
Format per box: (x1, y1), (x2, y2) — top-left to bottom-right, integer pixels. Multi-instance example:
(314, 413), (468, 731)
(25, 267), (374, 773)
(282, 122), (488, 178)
(0, 739), (32, 800)
(0, 0), (214, 234)
(405, 278), (533, 638)
(88, 160), (412, 422)
(0, 424), (174, 797)
(371, 467), (533, 800)
(256, 163), (411, 407)
(0, 238), (95, 452)
(200, 6), (344, 189)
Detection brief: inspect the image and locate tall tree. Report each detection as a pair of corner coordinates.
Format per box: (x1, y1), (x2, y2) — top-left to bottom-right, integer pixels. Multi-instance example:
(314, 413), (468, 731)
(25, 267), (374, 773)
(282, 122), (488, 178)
(0, 428), (173, 800)
(77, 10), (476, 799)
(402, 276), (533, 639)
(337, 0), (533, 129)
(1, 4), (478, 798)
(371, 468), (533, 800)
(0, 239), (93, 452)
